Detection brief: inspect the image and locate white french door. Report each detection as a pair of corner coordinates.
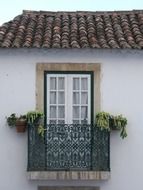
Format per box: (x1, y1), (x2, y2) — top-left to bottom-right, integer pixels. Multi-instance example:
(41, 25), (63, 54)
(46, 74), (91, 124)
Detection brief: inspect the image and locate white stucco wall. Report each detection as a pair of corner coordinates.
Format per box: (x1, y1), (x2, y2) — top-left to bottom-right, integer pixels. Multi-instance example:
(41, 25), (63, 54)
(0, 48), (143, 190)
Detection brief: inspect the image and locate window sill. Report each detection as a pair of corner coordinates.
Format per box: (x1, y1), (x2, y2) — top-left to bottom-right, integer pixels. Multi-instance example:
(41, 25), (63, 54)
(27, 171), (110, 180)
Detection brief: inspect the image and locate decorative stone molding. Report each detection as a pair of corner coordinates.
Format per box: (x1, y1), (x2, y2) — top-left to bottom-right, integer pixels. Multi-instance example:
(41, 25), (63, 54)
(36, 63), (101, 114)
(27, 171), (110, 180)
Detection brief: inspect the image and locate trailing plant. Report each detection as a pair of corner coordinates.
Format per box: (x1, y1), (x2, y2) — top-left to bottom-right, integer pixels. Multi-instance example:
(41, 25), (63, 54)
(112, 115), (127, 138)
(6, 111), (45, 136)
(26, 111), (45, 137)
(95, 111), (128, 139)
(26, 111), (44, 125)
(95, 112), (110, 131)
(37, 125), (45, 138)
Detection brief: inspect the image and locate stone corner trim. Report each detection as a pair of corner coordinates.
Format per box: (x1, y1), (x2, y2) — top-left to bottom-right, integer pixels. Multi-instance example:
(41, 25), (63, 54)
(27, 171), (110, 180)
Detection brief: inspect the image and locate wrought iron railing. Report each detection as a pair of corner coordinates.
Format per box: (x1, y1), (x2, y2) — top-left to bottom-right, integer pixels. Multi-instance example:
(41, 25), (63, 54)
(28, 124), (110, 171)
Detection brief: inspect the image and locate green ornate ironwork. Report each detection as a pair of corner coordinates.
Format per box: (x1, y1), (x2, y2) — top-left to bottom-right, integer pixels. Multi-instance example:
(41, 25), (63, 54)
(28, 124), (110, 171)
(28, 124), (46, 171)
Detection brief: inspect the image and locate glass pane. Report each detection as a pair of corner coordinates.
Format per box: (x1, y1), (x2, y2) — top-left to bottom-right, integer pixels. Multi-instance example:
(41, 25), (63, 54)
(58, 92), (65, 104)
(73, 106), (80, 118)
(58, 77), (65, 90)
(81, 78), (88, 90)
(81, 106), (88, 119)
(49, 120), (56, 124)
(50, 106), (56, 118)
(50, 92), (56, 104)
(81, 92), (88, 104)
(73, 78), (80, 90)
(58, 106), (65, 118)
(73, 120), (80, 124)
(58, 120), (65, 124)
(73, 92), (80, 104)
(81, 119), (88, 124)
(50, 77), (56, 90)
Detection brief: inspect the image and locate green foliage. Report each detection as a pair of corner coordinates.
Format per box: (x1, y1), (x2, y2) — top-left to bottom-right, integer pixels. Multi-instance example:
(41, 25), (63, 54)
(37, 125), (45, 138)
(26, 111), (45, 138)
(6, 113), (17, 127)
(6, 111), (45, 137)
(95, 111), (128, 139)
(26, 111), (44, 125)
(96, 112), (110, 131)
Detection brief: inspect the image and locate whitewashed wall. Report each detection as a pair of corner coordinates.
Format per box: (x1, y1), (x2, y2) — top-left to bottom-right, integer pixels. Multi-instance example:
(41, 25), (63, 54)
(0, 49), (143, 190)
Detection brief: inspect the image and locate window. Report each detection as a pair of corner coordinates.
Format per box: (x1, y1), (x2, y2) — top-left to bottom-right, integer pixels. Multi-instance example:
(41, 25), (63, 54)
(45, 73), (92, 125)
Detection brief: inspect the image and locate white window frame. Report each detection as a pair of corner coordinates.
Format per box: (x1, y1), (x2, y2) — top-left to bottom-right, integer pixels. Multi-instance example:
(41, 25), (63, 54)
(46, 73), (91, 124)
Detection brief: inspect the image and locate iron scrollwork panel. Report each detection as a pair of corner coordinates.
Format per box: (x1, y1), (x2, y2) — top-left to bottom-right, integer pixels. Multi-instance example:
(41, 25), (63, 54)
(46, 124), (91, 170)
(27, 124), (110, 171)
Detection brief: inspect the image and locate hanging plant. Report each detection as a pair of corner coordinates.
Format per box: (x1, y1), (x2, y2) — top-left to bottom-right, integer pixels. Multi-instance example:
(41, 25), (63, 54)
(95, 112), (110, 131)
(26, 110), (45, 137)
(95, 112), (128, 139)
(26, 111), (44, 125)
(6, 113), (27, 133)
(6, 110), (45, 136)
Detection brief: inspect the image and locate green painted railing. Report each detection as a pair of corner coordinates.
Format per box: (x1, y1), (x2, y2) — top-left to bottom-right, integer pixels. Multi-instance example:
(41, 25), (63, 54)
(28, 124), (110, 171)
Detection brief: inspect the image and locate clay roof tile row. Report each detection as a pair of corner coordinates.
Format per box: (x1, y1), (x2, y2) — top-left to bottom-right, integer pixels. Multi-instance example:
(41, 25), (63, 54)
(1, 10), (143, 49)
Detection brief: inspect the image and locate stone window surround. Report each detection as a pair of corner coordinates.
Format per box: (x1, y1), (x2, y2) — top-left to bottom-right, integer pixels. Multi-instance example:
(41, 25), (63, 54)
(36, 63), (101, 113)
(28, 62), (110, 180)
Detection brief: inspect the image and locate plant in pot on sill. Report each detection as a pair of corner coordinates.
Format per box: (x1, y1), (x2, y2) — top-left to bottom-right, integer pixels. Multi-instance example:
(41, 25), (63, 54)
(95, 111), (128, 139)
(26, 111), (45, 137)
(6, 113), (27, 133)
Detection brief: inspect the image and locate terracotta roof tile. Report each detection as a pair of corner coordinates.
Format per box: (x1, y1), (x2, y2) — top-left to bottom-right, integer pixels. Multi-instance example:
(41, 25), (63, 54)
(1, 10), (143, 49)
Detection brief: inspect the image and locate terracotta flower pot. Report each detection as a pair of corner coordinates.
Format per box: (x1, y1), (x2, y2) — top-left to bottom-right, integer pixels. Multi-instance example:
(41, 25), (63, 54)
(16, 120), (27, 133)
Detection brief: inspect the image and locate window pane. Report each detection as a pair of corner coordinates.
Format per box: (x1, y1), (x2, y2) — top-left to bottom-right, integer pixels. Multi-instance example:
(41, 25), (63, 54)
(49, 120), (56, 124)
(58, 120), (65, 124)
(50, 77), (56, 90)
(50, 92), (56, 104)
(73, 78), (80, 90)
(81, 78), (88, 90)
(81, 106), (88, 119)
(73, 120), (80, 124)
(58, 106), (65, 118)
(81, 119), (88, 124)
(73, 106), (80, 118)
(50, 106), (56, 118)
(73, 92), (80, 104)
(81, 92), (88, 104)
(58, 92), (65, 104)
(58, 77), (65, 90)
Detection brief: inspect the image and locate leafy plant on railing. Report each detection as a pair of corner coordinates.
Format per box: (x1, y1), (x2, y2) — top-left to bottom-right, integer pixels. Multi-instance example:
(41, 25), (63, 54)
(37, 125), (45, 137)
(6, 110), (45, 136)
(26, 111), (45, 137)
(95, 112), (127, 139)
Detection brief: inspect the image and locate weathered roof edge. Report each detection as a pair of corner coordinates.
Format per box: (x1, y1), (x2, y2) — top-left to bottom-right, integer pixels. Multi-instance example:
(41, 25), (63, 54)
(22, 9), (143, 15)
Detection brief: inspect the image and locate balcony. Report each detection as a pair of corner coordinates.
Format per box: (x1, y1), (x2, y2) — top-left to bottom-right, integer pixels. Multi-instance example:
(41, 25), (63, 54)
(27, 124), (110, 180)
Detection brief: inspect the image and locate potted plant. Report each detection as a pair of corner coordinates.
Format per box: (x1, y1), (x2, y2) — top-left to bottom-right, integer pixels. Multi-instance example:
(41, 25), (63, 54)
(26, 110), (45, 137)
(95, 111), (128, 139)
(15, 115), (27, 132)
(6, 113), (27, 132)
